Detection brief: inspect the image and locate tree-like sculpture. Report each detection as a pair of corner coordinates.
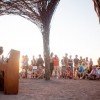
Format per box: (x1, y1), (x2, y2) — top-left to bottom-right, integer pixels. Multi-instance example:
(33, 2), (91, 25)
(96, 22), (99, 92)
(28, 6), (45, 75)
(93, 0), (100, 22)
(0, 0), (60, 80)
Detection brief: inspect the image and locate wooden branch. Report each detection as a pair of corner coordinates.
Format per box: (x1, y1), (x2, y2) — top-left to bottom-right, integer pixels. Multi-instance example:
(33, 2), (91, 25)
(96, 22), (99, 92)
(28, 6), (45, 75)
(0, 0), (60, 30)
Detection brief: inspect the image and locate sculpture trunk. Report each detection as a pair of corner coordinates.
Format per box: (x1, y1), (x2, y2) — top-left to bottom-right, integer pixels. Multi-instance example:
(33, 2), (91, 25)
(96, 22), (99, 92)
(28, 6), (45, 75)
(0, 0), (60, 81)
(42, 28), (50, 80)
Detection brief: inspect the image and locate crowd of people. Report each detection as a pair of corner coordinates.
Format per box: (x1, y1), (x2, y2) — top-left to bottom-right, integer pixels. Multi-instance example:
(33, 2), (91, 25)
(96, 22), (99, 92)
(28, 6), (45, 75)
(20, 53), (100, 80)
(20, 54), (45, 79)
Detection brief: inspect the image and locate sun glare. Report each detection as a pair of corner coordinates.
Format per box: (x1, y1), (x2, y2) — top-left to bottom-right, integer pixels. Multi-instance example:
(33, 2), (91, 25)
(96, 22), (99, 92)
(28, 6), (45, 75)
(0, 15), (43, 59)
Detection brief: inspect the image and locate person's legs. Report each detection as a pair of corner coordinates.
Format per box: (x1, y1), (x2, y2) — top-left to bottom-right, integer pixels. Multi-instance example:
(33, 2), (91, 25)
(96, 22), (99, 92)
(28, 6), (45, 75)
(57, 67), (60, 77)
(56, 67), (59, 78)
(74, 69), (78, 79)
(73, 67), (77, 78)
(54, 67), (57, 77)
(50, 63), (54, 77)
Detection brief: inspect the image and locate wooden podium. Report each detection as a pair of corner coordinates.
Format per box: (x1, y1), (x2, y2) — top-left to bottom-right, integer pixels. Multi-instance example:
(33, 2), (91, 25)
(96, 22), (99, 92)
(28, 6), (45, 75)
(0, 49), (20, 94)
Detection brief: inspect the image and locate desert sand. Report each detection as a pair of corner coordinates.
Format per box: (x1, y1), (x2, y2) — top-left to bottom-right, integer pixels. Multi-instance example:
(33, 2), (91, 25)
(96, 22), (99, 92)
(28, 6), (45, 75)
(0, 78), (100, 100)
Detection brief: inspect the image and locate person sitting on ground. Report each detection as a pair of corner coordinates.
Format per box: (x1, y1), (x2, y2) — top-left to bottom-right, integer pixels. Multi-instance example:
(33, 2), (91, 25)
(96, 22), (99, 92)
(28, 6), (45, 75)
(66, 65), (73, 79)
(36, 65), (44, 79)
(97, 67), (100, 79)
(77, 63), (85, 79)
(20, 68), (26, 78)
(61, 56), (67, 79)
(32, 65), (38, 79)
(27, 67), (33, 79)
(88, 65), (98, 80)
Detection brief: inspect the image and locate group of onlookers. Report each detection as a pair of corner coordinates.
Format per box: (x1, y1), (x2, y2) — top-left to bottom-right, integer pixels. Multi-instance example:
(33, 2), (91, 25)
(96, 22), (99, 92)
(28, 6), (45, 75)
(61, 53), (100, 80)
(20, 53), (100, 80)
(20, 54), (45, 79)
(51, 53), (100, 80)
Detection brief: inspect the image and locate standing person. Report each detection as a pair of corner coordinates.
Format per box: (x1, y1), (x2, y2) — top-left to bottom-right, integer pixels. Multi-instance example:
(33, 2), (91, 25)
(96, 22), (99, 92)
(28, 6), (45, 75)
(31, 56), (37, 78)
(53, 55), (60, 79)
(23, 55), (29, 78)
(89, 58), (93, 67)
(74, 55), (79, 68)
(85, 57), (89, 69)
(50, 52), (54, 77)
(61, 56), (66, 78)
(64, 53), (69, 69)
(89, 58), (93, 72)
(21, 55), (25, 69)
(68, 55), (73, 71)
(79, 56), (83, 65)
(31, 56), (37, 66)
(97, 57), (100, 68)
(37, 54), (44, 68)
(0, 46), (3, 63)
(24, 55), (29, 68)
(20, 55), (26, 78)
(0, 46), (3, 55)
(73, 55), (79, 78)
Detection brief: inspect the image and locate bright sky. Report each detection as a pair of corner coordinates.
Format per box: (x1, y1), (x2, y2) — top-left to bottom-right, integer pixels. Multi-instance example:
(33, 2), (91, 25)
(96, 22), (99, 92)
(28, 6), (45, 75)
(0, 0), (100, 64)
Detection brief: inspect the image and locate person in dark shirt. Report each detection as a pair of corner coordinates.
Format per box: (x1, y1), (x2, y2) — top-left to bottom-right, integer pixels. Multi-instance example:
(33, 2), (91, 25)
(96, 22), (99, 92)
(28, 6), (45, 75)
(37, 55), (44, 68)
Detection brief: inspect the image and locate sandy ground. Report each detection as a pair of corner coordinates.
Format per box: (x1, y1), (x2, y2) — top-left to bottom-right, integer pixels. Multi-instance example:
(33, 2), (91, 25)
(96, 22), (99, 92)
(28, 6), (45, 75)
(0, 78), (100, 100)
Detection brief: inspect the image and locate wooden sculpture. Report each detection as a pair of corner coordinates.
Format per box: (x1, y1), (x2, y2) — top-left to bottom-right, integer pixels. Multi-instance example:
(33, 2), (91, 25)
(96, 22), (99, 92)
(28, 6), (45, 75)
(0, 49), (20, 94)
